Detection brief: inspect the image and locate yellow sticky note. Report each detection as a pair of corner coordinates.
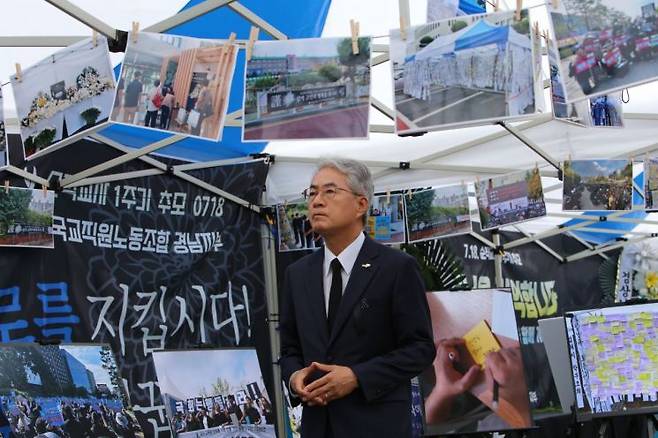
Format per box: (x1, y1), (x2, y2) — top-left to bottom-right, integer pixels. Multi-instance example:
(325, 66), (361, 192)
(463, 320), (501, 368)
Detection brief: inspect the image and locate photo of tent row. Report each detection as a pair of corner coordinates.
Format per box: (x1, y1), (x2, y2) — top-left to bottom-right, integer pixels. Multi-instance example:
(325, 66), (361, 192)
(10, 36), (115, 159)
(550, 0), (658, 103)
(390, 9), (540, 135)
(0, 343), (142, 438)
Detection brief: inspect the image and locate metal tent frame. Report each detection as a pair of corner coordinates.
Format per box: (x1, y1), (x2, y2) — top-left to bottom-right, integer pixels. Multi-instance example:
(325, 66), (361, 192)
(3, 0), (658, 435)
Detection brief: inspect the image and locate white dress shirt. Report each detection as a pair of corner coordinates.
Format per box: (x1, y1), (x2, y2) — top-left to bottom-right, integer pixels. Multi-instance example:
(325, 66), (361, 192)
(322, 232), (365, 315)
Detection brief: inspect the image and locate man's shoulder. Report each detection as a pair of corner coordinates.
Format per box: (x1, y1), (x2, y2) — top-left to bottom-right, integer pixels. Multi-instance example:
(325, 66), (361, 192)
(286, 249), (322, 273)
(368, 238), (415, 266)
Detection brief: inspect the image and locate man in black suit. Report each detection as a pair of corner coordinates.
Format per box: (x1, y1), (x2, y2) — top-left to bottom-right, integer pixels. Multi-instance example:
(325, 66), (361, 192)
(280, 158), (435, 438)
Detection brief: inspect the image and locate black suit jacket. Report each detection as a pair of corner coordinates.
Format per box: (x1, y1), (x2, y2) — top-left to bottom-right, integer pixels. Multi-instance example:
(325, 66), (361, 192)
(280, 235), (435, 438)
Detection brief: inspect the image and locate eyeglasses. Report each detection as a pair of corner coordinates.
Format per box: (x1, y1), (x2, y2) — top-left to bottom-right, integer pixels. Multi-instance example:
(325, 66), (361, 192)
(302, 186), (361, 201)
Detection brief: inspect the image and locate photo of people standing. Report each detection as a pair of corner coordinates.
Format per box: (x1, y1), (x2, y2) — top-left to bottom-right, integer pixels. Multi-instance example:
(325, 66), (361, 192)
(112, 32), (237, 141)
(276, 202), (323, 252)
(588, 94), (624, 127)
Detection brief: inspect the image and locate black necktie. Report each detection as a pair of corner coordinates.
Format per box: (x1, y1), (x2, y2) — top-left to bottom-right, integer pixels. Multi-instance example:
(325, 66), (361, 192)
(327, 258), (343, 330)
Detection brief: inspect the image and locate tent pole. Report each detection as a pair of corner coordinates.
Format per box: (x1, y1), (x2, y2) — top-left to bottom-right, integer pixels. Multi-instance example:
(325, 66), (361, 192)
(43, 0), (117, 41)
(259, 197), (285, 438)
(0, 36), (85, 47)
(227, 2), (288, 40)
(26, 122), (110, 162)
(144, 0), (238, 33)
(512, 225), (565, 263)
(492, 231), (504, 288)
(566, 231), (610, 260)
(565, 236), (650, 263)
(3, 165), (51, 187)
(498, 121), (561, 172)
(64, 169), (166, 189)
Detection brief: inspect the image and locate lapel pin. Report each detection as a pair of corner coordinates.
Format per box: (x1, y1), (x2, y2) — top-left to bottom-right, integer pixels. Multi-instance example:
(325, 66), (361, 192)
(361, 263), (371, 269)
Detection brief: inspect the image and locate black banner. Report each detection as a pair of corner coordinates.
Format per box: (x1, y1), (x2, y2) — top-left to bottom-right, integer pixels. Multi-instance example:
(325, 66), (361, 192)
(267, 85), (346, 112)
(443, 230), (610, 415)
(0, 135), (270, 437)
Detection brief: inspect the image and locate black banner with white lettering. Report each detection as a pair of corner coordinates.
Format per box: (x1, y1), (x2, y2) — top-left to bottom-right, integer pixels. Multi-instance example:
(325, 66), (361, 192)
(442, 230), (612, 416)
(0, 135), (270, 437)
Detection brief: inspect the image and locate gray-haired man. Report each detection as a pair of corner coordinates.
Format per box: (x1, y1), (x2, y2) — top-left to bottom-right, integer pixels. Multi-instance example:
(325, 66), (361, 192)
(279, 158), (435, 438)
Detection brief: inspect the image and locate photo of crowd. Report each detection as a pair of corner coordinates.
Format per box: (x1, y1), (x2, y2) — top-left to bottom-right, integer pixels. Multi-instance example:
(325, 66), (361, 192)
(243, 36), (371, 140)
(588, 94), (624, 127)
(0, 187), (54, 248)
(10, 36), (115, 158)
(563, 159), (633, 210)
(391, 9), (538, 134)
(112, 32), (237, 141)
(551, 0), (658, 102)
(276, 202), (322, 252)
(475, 169), (546, 230)
(152, 348), (275, 438)
(366, 194), (406, 245)
(0, 344), (141, 438)
(405, 185), (472, 243)
(421, 289), (533, 435)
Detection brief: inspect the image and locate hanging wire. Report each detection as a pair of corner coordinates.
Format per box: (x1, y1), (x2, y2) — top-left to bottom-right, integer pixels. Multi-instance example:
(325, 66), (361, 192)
(621, 88), (630, 104)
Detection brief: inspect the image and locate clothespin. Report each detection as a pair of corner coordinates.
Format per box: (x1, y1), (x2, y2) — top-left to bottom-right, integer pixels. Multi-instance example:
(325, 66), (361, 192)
(494, 0), (499, 12)
(4, 180), (9, 194)
(15, 63), (22, 82)
(228, 32), (236, 45)
(515, 0), (522, 21)
(350, 19), (360, 55)
(131, 21), (140, 44)
(533, 22), (540, 40)
(552, 0), (559, 9)
(246, 26), (260, 62)
(42, 184), (48, 198)
(399, 15), (407, 41)
(92, 30), (98, 48)
(407, 188), (413, 200)
(386, 190), (391, 203)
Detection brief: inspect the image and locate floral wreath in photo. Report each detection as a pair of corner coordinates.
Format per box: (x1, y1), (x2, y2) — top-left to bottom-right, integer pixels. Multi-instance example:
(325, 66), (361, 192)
(20, 65), (115, 130)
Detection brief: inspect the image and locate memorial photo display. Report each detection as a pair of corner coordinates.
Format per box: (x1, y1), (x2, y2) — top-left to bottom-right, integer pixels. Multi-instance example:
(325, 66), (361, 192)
(421, 289), (533, 435)
(550, 0), (658, 102)
(0, 87), (6, 167)
(475, 169), (546, 231)
(152, 348), (275, 438)
(645, 156), (658, 210)
(243, 36), (371, 141)
(405, 185), (471, 243)
(366, 193), (406, 245)
(562, 159), (633, 211)
(565, 302), (658, 419)
(276, 202), (323, 252)
(588, 94), (624, 128)
(390, 9), (540, 134)
(0, 186), (55, 249)
(0, 343), (141, 438)
(10, 36), (115, 158)
(112, 32), (237, 141)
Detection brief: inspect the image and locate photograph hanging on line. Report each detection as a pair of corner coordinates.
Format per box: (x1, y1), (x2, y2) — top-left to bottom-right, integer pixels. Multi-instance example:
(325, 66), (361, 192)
(644, 156), (658, 210)
(0, 87), (6, 167)
(565, 302), (658, 420)
(420, 289), (533, 435)
(112, 32), (237, 142)
(548, 34), (588, 125)
(390, 9), (540, 135)
(276, 202), (323, 252)
(549, 0), (658, 103)
(562, 159), (633, 211)
(404, 185), (472, 243)
(588, 94), (624, 127)
(475, 169), (546, 231)
(282, 381), (302, 438)
(152, 348), (275, 438)
(427, 0), (486, 22)
(10, 36), (115, 159)
(0, 186), (55, 248)
(243, 36), (371, 141)
(0, 343), (142, 438)
(366, 193), (406, 245)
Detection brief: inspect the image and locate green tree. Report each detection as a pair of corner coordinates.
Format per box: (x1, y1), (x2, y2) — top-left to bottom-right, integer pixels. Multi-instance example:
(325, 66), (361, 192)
(318, 64), (342, 83)
(406, 191), (435, 227)
(526, 169), (543, 200)
(211, 377), (231, 396)
(451, 20), (468, 33)
(337, 37), (371, 100)
(0, 189), (32, 234)
(0, 349), (29, 391)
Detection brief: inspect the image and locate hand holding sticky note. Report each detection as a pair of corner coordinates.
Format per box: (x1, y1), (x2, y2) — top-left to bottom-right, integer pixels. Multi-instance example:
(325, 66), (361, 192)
(463, 320), (501, 368)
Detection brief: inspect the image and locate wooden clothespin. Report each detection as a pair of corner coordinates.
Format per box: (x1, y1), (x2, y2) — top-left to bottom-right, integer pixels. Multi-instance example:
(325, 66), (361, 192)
(350, 19), (360, 55)
(386, 190), (391, 203)
(533, 22), (540, 40)
(246, 26), (260, 62)
(552, 0), (559, 9)
(399, 15), (407, 41)
(131, 21), (140, 44)
(407, 188), (413, 200)
(228, 32), (236, 45)
(515, 0), (523, 21)
(494, 0), (500, 12)
(15, 63), (22, 82)
(4, 180), (9, 194)
(42, 184), (48, 198)
(92, 30), (98, 47)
